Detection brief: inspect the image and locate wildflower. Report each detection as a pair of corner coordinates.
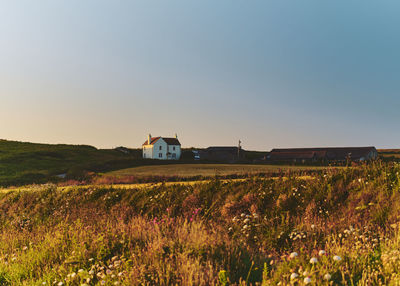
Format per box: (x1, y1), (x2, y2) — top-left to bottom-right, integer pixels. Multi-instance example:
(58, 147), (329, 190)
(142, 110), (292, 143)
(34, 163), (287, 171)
(289, 252), (298, 259)
(70, 272), (76, 278)
(101, 281), (106, 285)
(309, 257), (318, 264)
(333, 255), (342, 262)
(302, 271), (309, 276)
(269, 260), (274, 265)
(324, 273), (332, 280)
(22, 246), (28, 251)
(311, 224), (315, 229)
(78, 269), (84, 273)
(57, 282), (64, 286)
(290, 273), (299, 280)
(318, 250), (326, 256)
(304, 277), (312, 284)
(228, 227), (233, 231)
(243, 218), (250, 223)
(240, 213), (246, 217)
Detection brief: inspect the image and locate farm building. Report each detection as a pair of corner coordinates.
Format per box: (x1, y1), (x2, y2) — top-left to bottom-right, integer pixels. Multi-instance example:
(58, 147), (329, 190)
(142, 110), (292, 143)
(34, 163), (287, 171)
(199, 146), (244, 163)
(268, 147), (378, 163)
(142, 134), (181, 160)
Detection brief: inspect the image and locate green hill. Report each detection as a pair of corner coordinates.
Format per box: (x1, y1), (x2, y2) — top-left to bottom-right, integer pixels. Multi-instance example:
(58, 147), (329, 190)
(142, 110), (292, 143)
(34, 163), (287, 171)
(0, 139), (397, 187)
(0, 140), (142, 186)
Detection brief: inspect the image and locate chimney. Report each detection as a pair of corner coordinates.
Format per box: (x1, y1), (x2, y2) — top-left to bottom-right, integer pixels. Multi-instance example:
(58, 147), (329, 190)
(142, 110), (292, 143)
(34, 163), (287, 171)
(148, 134), (152, 144)
(175, 133), (178, 139)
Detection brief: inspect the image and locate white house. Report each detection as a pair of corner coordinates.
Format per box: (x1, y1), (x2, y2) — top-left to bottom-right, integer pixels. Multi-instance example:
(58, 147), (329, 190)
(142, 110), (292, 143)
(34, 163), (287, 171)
(142, 134), (181, 160)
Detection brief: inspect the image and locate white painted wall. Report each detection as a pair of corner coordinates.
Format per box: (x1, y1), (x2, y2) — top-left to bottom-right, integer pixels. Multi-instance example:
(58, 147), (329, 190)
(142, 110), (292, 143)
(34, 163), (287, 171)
(167, 144), (181, 160)
(152, 138), (168, 160)
(142, 145), (153, 159)
(142, 137), (181, 160)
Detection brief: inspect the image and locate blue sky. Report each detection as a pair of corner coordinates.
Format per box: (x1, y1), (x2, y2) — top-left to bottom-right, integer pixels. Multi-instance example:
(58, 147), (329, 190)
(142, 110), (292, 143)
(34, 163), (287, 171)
(1, 1), (399, 150)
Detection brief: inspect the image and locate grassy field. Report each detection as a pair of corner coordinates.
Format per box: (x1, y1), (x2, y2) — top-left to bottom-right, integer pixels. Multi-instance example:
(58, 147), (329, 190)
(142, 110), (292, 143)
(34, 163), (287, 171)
(0, 162), (400, 284)
(106, 164), (333, 178)
(0, 140), (144, 186)
(0, 139), (398, 188)
(378, 149), (400, 160)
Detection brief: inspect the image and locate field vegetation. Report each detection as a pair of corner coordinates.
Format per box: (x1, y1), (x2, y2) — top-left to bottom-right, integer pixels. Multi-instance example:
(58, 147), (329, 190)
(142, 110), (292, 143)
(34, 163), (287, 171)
(0, 161), (400, 284)
(0, 140), (144, 186)
(106, 164), (331, 177)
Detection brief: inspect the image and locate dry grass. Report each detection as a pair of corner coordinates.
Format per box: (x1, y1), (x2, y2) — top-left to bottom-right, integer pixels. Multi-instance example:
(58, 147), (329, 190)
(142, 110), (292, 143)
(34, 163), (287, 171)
(0, 162), (399, 284)
(106, 164), (334, 177)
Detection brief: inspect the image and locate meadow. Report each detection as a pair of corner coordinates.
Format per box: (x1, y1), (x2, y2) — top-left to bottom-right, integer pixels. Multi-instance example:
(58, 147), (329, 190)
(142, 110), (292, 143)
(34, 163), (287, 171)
(106, 164), (331, 178)
(0, 140), (143, 186)
(0, 162), (400, 285)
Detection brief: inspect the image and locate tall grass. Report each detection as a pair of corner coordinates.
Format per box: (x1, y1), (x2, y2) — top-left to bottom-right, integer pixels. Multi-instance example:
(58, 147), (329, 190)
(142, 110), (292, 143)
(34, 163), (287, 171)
(0, 162), (400, 284)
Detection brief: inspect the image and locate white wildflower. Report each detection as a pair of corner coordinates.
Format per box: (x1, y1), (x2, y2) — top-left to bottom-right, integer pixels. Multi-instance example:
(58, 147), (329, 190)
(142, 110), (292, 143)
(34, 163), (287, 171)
(309, 257), (318, 264)
(289, 252), (298, 259)
(333, 255), (342, 262)
(290, 273), (299, 280)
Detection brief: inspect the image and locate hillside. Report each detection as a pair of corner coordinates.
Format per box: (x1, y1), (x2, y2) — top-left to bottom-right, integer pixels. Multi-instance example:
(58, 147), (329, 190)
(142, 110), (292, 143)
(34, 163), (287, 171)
(0, 140), (142, 186)
(0, 139), (397, 187)
(378, 149), (400, 161)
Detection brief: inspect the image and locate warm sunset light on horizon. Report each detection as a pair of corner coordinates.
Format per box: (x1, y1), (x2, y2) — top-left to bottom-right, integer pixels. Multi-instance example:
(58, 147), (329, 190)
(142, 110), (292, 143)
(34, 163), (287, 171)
(1, 1), (400, 150)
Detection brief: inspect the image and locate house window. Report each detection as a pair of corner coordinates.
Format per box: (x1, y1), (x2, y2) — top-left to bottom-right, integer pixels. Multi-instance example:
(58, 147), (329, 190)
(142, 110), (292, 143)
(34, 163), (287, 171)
(144, 153), (146, 158)
(159, 153), (162, 158)
(172, 153), (176, 159)
(159, 146), (162, 150)
(173, 146), (176, 151)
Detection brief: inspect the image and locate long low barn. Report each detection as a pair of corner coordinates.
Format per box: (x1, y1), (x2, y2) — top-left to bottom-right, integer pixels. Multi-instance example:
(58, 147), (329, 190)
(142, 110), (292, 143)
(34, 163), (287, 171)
(268, 147), (378, 163)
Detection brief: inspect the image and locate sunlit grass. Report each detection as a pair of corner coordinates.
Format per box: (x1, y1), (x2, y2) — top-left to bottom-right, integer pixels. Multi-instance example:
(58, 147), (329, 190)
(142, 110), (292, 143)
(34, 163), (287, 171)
(0, 161), (399, 284)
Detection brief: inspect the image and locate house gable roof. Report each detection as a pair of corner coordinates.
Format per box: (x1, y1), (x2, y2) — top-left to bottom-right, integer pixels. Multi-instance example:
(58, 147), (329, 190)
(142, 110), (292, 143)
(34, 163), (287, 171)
(142, 137), (161, 146)
(142, 137), (181, 146)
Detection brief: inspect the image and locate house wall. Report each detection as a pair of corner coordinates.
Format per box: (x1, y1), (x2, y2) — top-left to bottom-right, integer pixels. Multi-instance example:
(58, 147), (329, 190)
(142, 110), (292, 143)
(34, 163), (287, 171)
(167, 145), (181, 160)
(152, 139), (168, 160)
(142, 145), (153, 159)
(142, 138), (181, 160)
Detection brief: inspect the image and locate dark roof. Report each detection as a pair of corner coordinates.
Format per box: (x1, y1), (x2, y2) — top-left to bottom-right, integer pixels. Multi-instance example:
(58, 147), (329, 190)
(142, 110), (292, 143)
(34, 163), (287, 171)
(142, 137), (180, 146)
(206, 146), (239, 151)
(163, 138), (181, 145)
(269, 151), (323, 160)
(270, 147), (377, 161)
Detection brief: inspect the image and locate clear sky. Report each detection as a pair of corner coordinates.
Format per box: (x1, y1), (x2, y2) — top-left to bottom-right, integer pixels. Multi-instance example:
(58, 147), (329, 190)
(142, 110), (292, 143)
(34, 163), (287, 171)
(1, 1), (399, 150)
